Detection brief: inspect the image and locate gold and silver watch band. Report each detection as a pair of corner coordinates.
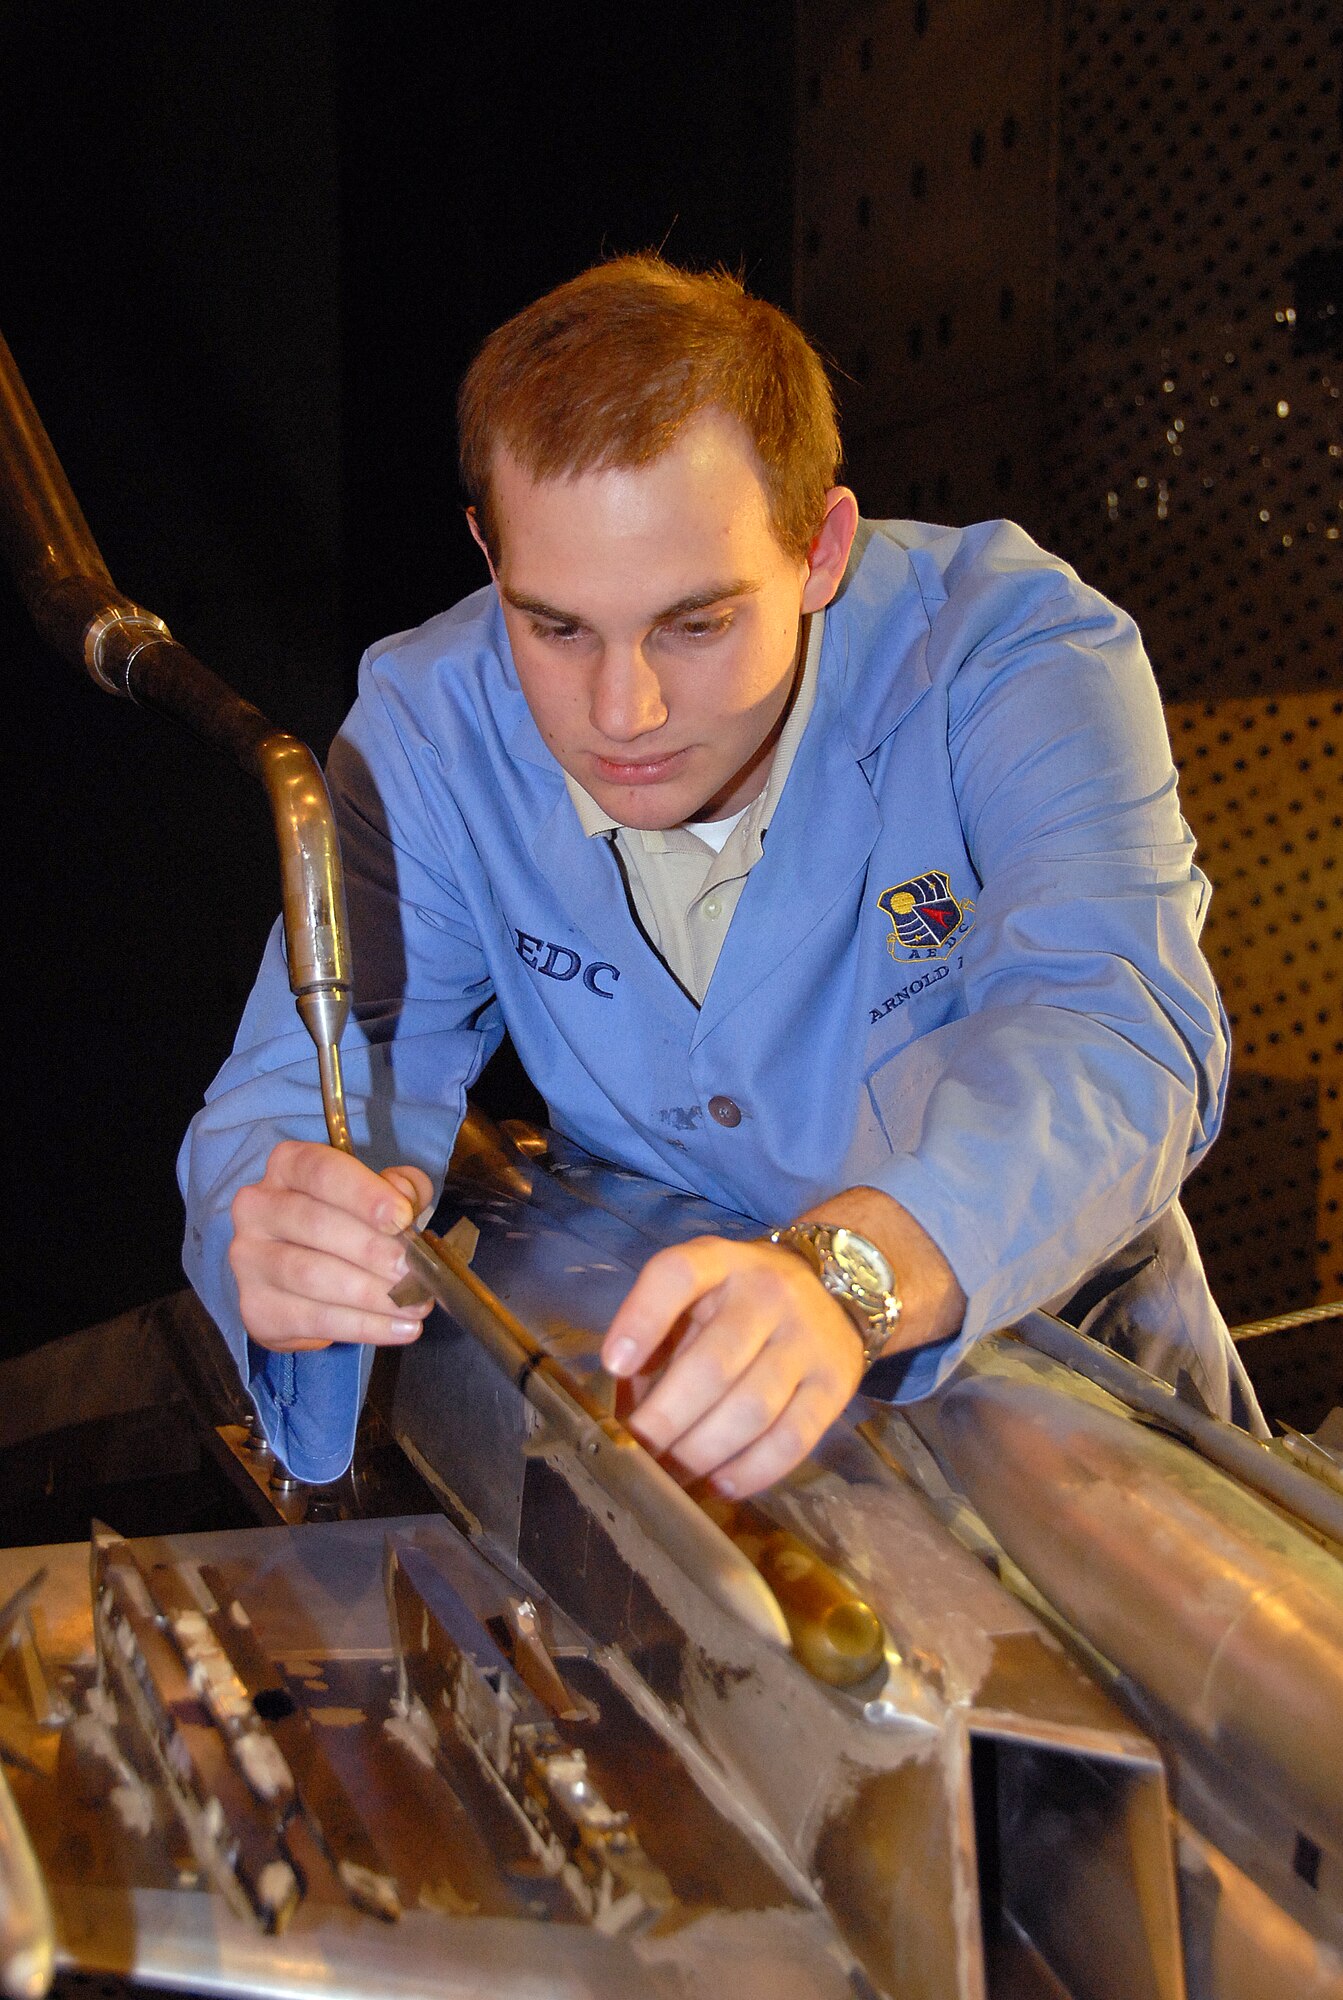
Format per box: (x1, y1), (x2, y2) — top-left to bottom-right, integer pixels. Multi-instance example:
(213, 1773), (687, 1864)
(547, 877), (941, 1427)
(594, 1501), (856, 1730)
(764, 1222), (902, 1372)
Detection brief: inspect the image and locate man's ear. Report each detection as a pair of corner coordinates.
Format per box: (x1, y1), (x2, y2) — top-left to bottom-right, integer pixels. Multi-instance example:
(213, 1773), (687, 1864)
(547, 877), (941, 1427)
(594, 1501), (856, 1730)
(465, 506), (498, 580)
(800, 487), (860, 613)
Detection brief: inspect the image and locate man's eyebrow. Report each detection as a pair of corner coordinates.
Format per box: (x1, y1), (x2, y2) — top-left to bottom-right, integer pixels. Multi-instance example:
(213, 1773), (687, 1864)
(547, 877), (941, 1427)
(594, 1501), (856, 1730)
(655, 580), (761, 619)
(501, 580), (761, 625)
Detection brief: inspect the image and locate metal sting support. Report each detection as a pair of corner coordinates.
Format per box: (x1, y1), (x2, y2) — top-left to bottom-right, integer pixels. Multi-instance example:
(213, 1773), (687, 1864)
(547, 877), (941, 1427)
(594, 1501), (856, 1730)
(0, 328), (354, 1155)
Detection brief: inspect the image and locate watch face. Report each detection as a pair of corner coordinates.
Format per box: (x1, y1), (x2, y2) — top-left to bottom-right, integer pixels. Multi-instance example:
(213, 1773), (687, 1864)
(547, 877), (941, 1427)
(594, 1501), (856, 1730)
(829, 1228), (895, 1304)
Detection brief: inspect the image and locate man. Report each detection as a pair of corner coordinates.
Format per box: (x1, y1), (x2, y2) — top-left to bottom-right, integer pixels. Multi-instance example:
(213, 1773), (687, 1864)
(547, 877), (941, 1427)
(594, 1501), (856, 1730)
(180, 255), (1262, 1492)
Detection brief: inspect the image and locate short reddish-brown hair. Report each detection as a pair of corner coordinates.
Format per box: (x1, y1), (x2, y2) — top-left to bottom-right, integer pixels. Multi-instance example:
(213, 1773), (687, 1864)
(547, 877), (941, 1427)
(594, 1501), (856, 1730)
(458, 254), (841, 563)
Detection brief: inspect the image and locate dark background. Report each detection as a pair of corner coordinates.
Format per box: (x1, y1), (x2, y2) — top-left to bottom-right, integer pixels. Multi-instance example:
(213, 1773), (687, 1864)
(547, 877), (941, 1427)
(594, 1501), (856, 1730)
(0, 2), (795, 1354)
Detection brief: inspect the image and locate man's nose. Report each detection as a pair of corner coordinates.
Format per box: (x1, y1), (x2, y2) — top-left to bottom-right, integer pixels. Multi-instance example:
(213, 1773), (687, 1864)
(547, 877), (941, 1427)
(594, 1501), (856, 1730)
(590, 645), (668, 742)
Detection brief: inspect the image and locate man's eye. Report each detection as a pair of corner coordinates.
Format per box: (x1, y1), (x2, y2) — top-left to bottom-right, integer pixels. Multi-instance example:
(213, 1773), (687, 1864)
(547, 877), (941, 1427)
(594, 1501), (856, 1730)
(532, 620), (582, 644)
(676, 613), (732, 641)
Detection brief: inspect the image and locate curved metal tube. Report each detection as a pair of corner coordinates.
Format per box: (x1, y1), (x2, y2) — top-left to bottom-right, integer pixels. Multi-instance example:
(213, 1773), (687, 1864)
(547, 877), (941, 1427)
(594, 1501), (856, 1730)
(1015, 1308), (1343, 1548)
(928, 1368), (1343, 1855)
(0, 328), (352, 1153)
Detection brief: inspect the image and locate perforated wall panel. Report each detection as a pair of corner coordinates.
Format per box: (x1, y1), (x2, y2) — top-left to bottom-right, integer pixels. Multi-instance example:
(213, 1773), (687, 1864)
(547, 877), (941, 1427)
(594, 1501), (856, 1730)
(1050, 0), (1343, 704)
(1168, 694), (1342, 1315)
(1048, 3), (1342, 1321)
(794, 0), (1056, 526)
(795, 1), (1343, 1328)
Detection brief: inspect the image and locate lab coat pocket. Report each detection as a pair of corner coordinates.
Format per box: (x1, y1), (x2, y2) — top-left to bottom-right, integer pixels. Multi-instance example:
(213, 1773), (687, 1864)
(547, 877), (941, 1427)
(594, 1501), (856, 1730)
(862, 1025), (962, 1160)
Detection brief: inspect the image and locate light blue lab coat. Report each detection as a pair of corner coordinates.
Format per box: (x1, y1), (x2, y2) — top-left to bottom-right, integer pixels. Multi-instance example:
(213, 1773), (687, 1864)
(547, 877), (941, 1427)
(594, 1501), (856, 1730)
(180, 519), (1256, 1481)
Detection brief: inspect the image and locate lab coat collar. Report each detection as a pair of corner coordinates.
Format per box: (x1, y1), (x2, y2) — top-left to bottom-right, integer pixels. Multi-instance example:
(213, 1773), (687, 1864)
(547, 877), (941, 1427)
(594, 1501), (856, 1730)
(825, 519), (940, 757)
(690, 666), (883, 1042)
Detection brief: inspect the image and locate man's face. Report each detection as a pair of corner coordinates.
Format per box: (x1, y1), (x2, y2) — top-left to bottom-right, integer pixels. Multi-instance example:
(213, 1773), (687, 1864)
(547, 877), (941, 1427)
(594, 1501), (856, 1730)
(476, 413), (852, 829)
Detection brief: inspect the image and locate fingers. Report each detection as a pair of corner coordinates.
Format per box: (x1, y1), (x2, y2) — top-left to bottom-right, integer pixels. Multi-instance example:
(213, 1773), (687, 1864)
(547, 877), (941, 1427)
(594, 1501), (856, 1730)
(263, 1139), (421, 1230)
(602, 1236), (746, 1376)
(230, 1140), (438, 1355)
(381, 1163), (435, 1225)
(237, 1296), (430, 1354)
(235, 1184), (410, 1284)
(615, 1264), (780, 1454)
(707, 1380), (847, 1497)
(606, 1238), (864, 1495)
(640, 1343), (795, 1472)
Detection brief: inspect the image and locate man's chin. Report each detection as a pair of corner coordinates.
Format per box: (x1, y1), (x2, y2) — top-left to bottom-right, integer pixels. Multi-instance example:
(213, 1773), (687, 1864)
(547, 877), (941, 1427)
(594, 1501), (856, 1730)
(591, 785), (700, 832)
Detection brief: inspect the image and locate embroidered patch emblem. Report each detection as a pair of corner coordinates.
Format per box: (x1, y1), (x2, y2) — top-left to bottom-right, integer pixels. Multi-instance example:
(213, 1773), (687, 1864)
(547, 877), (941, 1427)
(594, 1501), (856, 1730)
(878, 871), (974, 959)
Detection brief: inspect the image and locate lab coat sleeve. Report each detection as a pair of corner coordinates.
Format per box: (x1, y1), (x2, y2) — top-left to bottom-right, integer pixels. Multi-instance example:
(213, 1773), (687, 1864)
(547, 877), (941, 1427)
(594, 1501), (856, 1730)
(863, 569), (1229, 1398)
(177, 656), (504, 1481)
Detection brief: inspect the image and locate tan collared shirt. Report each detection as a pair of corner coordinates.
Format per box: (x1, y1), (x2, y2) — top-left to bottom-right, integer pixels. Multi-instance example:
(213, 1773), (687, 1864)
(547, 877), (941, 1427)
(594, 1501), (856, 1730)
(563, 613), (823, 1004)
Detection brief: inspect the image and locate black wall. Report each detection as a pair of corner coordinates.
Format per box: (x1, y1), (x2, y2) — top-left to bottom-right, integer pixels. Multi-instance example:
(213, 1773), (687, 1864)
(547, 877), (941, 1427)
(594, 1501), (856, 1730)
(0, 3), (794, 1351)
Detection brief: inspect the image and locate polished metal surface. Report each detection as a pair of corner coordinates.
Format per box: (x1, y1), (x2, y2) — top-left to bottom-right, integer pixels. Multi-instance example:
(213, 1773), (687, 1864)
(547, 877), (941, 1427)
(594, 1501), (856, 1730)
(379, 1117), (1343, 1995)
(0, 1519), (854, 2000)
(695, 1491), (887, 1687)
(1014, 1308), (1343, 1548)
(0, 326), (116, 660)
(90, 1525), (303, 1930)
(380, 1126), (1190, 2000)
(256, 732), (352, 1156)
(1276, 1423), (1343, 1496)
(914, 1356), (1343, 1857)
(386, 1535), (675, 1929)
(10, 1105), (1341, 1993)
(81, 601), (171, 694)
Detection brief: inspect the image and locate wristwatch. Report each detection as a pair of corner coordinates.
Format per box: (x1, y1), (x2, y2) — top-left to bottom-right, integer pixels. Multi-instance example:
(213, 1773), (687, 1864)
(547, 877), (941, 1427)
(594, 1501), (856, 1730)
(764, 1222), (902, 1371)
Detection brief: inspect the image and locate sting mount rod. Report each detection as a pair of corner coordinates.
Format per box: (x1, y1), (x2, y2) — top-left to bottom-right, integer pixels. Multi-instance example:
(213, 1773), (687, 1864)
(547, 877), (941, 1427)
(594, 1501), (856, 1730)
(0, 328), (354, 1154)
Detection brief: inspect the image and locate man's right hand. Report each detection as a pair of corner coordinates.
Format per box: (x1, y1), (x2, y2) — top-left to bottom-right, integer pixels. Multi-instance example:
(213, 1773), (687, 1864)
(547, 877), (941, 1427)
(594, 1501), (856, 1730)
(229, 1140), (436, 1354)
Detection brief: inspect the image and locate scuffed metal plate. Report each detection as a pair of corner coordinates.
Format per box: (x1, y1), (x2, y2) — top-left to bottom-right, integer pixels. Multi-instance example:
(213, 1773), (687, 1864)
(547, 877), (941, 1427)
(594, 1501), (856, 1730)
(0, 1522), (855, 2000)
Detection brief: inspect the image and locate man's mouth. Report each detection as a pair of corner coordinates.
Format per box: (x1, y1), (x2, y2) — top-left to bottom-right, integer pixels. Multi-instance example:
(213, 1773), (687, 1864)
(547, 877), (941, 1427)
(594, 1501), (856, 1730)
(591, 747), (690, 785)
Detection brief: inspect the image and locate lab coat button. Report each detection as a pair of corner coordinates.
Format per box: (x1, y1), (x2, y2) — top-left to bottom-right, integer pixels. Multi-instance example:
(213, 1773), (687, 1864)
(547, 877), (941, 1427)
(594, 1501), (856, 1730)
(708, 1095), (742, 1128)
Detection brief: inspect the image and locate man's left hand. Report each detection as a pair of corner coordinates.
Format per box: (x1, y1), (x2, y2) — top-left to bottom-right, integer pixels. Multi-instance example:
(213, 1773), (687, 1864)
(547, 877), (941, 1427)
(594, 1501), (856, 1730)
(600, 1187), (966, 1495)
(600, 1236), (866, 1496)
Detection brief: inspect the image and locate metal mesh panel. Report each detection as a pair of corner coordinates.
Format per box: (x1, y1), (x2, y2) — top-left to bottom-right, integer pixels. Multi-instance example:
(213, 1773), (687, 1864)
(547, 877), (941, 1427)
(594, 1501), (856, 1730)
(793, 0), (1056, 527)
(795, 0), (1343, 1339)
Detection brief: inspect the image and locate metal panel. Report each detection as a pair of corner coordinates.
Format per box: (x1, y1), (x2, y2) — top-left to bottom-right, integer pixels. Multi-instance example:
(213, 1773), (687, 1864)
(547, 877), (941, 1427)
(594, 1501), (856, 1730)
(1042, 3), (1342, 1332)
